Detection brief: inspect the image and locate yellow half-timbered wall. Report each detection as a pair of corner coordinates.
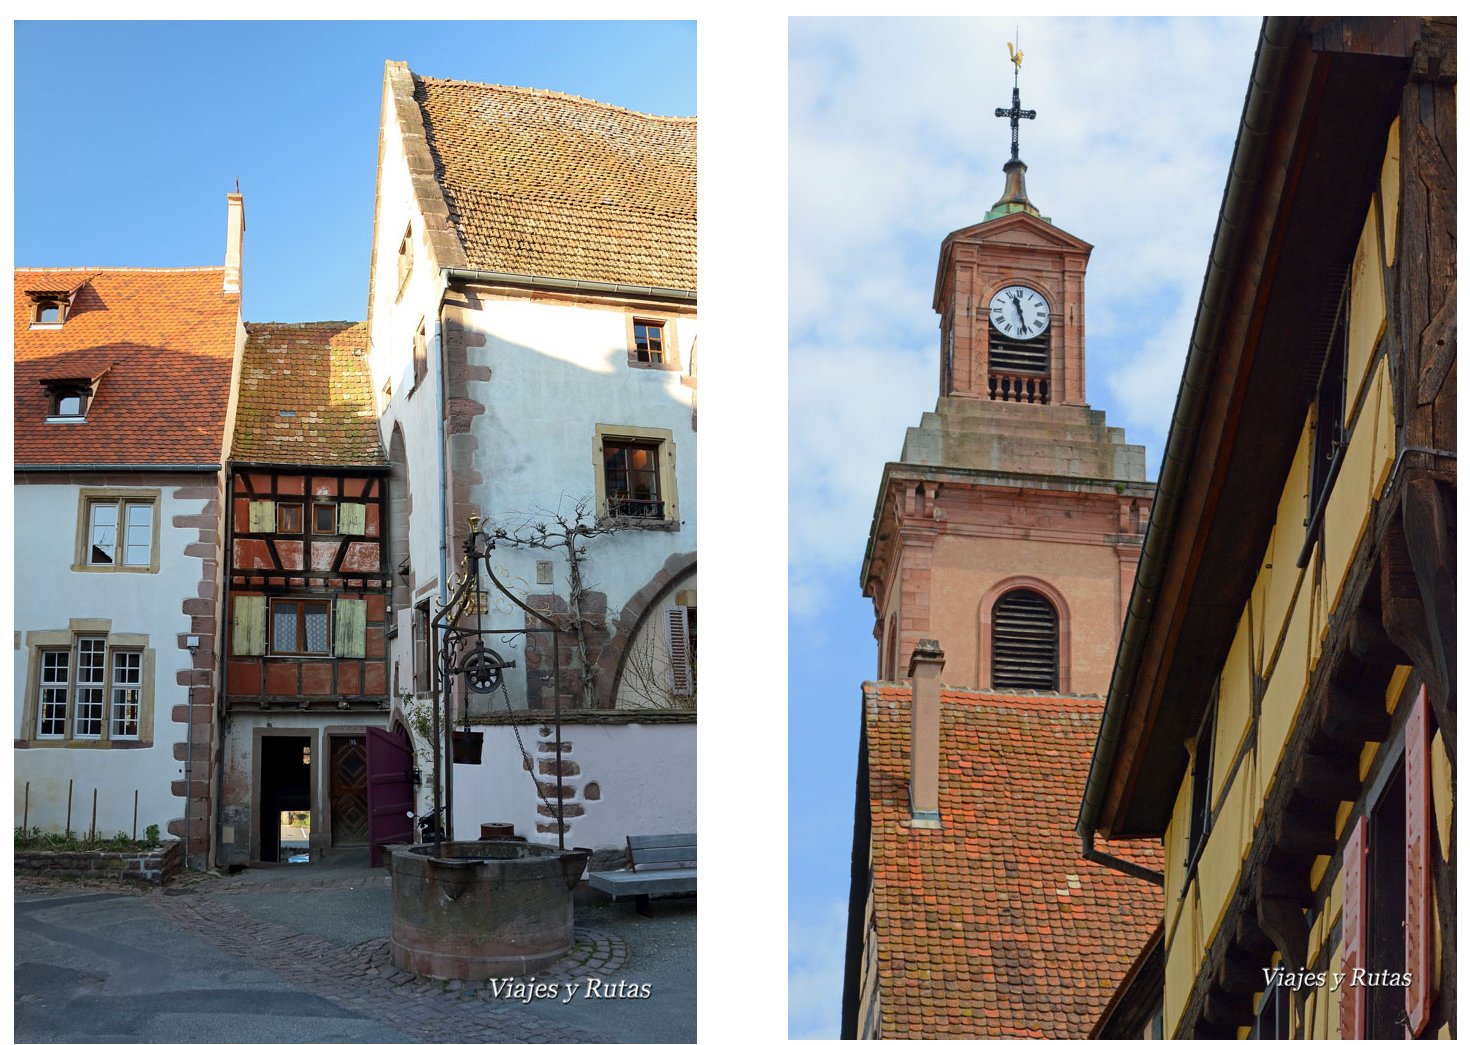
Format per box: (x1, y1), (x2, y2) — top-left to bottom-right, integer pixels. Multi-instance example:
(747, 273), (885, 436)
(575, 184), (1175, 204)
(1157, 119), (1453, 1038)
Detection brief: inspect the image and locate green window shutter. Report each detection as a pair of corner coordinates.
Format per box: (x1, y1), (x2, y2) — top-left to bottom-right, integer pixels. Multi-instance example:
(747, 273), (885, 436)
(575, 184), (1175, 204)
(233, 595), (266, 655)
(339, 503), (366, 535)
(249, 500), (276, 533)
(336, 599), (366, 658)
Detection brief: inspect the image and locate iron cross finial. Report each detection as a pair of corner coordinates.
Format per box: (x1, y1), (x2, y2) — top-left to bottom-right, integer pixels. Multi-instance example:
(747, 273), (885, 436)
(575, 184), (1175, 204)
(995, 35), (1036, 164)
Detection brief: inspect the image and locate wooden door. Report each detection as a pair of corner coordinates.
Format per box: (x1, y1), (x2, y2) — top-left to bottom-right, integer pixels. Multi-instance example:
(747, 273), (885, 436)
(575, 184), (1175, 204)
(330, 735), (369, 846)
(366, 725), (414, 865)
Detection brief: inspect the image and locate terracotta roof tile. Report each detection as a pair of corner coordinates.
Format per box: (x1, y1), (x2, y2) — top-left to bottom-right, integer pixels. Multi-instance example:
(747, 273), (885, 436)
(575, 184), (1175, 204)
(862, 683), (1162, 1039)
(21, 270), (99, 295)
(413, 76), (696, 291)
(14, 268), (240, 467)
(231, 322), (385, 468)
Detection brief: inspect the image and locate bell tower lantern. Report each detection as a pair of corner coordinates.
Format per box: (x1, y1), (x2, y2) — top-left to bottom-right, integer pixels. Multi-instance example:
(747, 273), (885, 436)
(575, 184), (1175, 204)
(862, 41), (1155, 695)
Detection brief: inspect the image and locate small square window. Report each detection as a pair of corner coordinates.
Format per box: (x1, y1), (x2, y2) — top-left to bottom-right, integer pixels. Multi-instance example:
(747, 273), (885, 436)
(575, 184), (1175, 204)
(31, 297), (67, 327)
(312, 503), (337, 535)
(277, 503), (304, 534)
(634, 321), (665, 364)
(43, 379), (94, 422)
(626, 315), (679, 370)
(271, 599), (331, 656)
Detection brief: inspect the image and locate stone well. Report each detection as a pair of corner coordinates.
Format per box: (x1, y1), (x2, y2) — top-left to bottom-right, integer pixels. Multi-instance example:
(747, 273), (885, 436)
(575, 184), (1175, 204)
(386, 841), (591, 978)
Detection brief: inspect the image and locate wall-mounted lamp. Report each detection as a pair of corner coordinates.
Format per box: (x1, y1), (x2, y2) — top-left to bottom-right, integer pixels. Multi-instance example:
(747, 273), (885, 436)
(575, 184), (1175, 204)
(185, 635), (201, 649)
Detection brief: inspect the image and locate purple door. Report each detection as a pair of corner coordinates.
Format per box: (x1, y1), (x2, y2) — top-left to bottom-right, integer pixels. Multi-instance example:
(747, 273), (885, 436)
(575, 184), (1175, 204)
(366, 725), (414, 866)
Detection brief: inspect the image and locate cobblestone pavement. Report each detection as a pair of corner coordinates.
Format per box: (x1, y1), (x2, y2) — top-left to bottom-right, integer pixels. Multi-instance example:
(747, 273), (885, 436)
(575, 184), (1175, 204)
(15, 866), (692, 1044)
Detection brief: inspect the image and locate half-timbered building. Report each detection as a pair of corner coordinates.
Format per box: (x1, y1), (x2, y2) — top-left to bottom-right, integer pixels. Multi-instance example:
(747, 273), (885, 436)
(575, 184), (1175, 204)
(217, 322), (393, 865)
(1080, 17), (1456, 1038)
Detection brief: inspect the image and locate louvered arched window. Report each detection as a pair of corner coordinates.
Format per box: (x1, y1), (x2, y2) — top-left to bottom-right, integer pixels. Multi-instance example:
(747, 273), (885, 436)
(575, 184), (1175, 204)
(991, 589), (1059, 691)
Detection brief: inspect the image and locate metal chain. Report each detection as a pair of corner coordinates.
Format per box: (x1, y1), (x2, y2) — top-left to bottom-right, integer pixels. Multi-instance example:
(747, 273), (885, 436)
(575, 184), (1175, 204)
(498, 673), (562, 839)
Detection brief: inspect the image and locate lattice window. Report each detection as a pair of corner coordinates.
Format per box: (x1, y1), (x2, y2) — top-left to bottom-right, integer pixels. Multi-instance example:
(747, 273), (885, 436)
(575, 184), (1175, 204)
(990, 589), (1058, 690)
(74, 637), (107, 738)
(111, 651), (143, 738)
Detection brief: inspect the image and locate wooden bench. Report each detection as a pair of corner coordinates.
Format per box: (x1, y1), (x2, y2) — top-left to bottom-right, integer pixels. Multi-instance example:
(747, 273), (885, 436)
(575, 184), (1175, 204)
(588, 833), (696, 914)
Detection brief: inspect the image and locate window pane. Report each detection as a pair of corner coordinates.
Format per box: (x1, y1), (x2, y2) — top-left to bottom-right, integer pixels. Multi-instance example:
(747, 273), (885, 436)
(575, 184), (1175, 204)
(124, 504), (153, 566)
(40, 304), (61, 323)
(313, 504), (336, 534)
(39, 650), (69, 738)
(57, 395), (83, 416)
(273, 604), (300, 652)
(90, 503), (118, 564)
(75, 638), (107, 738)
(278, 503), (303, 534)
(112, 651), (143, 738)
(304, 604), (329, 653)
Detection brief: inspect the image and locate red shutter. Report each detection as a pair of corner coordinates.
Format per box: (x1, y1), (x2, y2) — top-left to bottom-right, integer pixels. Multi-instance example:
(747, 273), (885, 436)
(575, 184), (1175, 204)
(1405, 685), (1432, 1036)
(1340, 814), (1368, 1039)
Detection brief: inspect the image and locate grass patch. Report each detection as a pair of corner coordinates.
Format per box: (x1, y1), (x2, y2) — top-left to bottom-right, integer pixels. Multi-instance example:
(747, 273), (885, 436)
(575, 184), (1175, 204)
(15, 824), (163, 852)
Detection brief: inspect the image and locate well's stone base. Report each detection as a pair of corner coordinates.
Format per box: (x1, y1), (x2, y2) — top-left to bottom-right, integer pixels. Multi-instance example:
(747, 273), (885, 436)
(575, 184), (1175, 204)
(387, 841), (589, 980)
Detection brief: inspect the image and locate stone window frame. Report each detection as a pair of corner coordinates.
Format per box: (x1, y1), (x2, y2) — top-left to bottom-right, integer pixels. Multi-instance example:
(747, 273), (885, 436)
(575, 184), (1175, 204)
(593, 423), (680, 529)
(18, 621), (155, 748)
(975, 575), (1071, 693)
(625, 314), (681, 371)
(72, 488), (162, 574)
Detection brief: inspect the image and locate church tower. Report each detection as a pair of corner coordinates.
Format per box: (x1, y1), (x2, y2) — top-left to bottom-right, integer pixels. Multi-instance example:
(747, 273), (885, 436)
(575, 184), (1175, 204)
(861, 51), (1154, 694)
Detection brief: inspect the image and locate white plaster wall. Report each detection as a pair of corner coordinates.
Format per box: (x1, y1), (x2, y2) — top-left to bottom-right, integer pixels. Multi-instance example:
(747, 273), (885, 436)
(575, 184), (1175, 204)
(462, 298), (697, 709)
(370, 96), (452, 708)
(448, 722), (696, 851)
(13, 482), (204, 838)
(614, 575), (697, 709)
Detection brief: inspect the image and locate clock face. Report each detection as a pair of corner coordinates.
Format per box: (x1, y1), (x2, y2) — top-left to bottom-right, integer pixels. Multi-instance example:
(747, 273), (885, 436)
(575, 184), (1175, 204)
(988, 285), (1051, 340)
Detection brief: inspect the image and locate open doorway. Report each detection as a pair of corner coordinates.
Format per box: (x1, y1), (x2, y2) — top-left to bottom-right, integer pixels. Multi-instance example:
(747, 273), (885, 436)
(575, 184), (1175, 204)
(259, 734), (312, 863)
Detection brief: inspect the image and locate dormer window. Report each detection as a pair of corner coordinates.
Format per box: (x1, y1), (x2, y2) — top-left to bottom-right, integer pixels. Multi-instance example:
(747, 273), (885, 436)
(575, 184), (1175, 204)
(30, 295), (68, 328)
(42, 378), (96, 423)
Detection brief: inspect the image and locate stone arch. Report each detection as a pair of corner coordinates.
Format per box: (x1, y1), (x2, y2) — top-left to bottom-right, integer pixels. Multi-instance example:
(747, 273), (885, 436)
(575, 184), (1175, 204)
(387, 424), (411, 616)
(976, 575), (1071, 693)
(597, 551), (697, 708)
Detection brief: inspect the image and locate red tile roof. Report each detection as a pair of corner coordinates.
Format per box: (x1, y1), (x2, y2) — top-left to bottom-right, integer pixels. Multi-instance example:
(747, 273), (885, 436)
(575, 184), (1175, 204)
(20, 271), (98, 296)
(14, 268), (241, 467)
(412, 76), (696, 291)
(861, 683), (1162, 1038)
(231, 322), (385, 467)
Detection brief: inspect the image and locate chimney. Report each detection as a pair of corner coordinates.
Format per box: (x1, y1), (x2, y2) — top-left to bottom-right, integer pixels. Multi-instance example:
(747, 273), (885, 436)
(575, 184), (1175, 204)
(223, 192), (245, 294)
(908, 638), (945, 827)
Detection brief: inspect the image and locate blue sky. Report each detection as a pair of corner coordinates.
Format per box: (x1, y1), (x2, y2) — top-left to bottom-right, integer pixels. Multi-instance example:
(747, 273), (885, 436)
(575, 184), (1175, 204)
(14, 21), (696, 322)
(787, 17), (1262, 1038)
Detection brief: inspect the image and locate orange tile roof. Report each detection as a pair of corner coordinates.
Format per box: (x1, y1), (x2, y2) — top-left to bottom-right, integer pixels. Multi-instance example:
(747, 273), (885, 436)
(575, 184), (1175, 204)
(14, 268), (241, 467)
(413, 76), (696, 292)
(231, 322), (385, 467)
(20, 270), (99, 296)
(861, 683), (1162, 1039)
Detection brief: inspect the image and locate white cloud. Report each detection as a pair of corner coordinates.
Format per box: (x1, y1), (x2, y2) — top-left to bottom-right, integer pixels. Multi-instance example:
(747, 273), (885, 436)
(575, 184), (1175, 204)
(788, 16), (1261, 616)
(788, 898), (851, 1039)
